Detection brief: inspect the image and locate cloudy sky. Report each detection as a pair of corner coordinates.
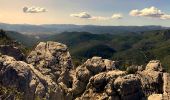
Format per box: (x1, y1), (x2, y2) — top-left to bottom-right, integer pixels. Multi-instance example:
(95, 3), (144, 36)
(0, 0), (170, 26)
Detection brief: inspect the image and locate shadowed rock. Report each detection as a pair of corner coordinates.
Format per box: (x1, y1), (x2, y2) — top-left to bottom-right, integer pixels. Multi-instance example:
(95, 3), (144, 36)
(0, 45), (26, 61)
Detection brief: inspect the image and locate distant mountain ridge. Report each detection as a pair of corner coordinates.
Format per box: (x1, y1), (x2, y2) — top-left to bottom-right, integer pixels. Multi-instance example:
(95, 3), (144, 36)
(0, 23), (169, 35)
(1, 28), (170, 72)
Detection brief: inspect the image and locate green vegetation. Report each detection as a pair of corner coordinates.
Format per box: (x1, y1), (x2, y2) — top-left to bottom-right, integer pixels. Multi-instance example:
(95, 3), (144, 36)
(0, 29), (32, 56)
(43, 31), (170, 72)
(1, 29), (170, 72)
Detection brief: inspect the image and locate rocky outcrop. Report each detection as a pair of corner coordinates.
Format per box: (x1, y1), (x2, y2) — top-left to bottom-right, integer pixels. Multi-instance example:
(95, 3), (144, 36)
(0, 45), (26, 61)
(145, 60), (163, 71)
(77, 70), (126, 100)
(148, 94), (163, 100)
(137, 60), (164, 97)
(0, 55), (71, 100)
(76, 58), (169, 100)
(0, 41), (169, 100)
(114, 74), (143, 100)
(27, 41), (73, 88)
(69, 56), (118, 98)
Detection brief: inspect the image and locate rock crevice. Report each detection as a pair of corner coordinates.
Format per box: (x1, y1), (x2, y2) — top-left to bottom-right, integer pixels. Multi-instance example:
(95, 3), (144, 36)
(0, 41), (169, 100)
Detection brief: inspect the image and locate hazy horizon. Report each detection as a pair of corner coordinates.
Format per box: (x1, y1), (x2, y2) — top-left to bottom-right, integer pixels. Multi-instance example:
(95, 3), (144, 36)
(0, 22), (168, 27)
(1, 0), (170, 26)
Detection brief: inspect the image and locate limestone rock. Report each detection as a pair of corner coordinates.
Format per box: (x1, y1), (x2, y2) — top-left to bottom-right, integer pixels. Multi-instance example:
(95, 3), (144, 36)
(0, 55), (31, 92)
(76, 66), (92, 83)
(145, 60), (163, 71)
(78, 70), (126, 100)
(84, 57), (116, 74)
(148, 94), (163, 100)
(27, 41), (73, 87)
(69, 79), (86, 96)
(138, 63), (164, 97)
(0, 55), (70, 100)
(0, 41), (169, 100)
(89, 72), (107, 92)
(71, 57), (118, 97)
(114, 74), (143, 100)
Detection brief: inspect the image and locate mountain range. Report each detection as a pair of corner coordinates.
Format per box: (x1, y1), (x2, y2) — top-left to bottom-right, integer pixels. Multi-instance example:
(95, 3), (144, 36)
(1, 28), (170, 72)
(0, 23), (169, 35)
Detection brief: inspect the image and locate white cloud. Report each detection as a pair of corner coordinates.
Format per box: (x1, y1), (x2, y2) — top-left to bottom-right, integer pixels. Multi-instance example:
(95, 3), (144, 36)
(70, 12), (123, 20)
(111, 14), (123, 19)
(70, 12), (91, 18)
(23, 6), (47, 13)
(129, 6), (170, 20)
(90, 16), (110, 20)
(161, 15), (170, 20)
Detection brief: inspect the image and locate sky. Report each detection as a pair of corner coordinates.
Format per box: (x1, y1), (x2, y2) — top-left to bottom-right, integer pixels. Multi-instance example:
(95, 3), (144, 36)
(0, 0), (170, 26)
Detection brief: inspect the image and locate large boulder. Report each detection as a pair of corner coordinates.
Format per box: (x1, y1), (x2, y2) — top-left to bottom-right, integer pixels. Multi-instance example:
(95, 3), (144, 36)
(148, 94), (163, 100)
(77, 70), (126, 100)
(137, 70), (163, 96)
(85, 57), (116, 74)
(71, 57), (118, 97)
(114, 74), (143, 100)
(137, 60), (164, 97)
(0, 45), (26, 61)
(0, 55), (71, 100)
(145, 60), (163, 71)
(27, 41), (73, 87)
(0, 55), (30, 92)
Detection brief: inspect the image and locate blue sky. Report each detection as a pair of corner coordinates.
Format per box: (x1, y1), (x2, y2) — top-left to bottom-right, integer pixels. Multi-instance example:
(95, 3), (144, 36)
(0, 0), (170, 26)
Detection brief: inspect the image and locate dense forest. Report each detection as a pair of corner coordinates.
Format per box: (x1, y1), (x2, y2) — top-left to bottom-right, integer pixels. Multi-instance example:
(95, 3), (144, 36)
(1, 29), (170, 72)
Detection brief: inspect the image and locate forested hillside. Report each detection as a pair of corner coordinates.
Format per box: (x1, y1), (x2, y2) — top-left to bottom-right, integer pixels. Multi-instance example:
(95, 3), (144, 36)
(44, 31), (170, 72)
(1, 29), (170, 72)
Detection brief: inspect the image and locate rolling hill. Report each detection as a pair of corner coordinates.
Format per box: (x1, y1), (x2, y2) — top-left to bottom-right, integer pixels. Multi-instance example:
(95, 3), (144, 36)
(0, 23), (168, 35)
(1, 28), (170, 72)
(43, 31), (170, 72)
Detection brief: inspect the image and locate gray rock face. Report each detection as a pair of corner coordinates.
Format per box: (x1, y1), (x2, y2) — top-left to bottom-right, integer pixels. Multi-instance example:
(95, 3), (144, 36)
(77, 60), (168, 100)
(85, 57), (116, 74)
(0, 41), (169, 100)
(114, 74), (143, 100)
(70, 56), (118, 97)
(0, 55), (30, 92)
(145, 60), (163, 71)
(0, 55), (71, 100)
(27, 41), (73, 87)
(0, 45), (26, 61)
(137, 60), (164, 97)
(77, 70), (126, 100)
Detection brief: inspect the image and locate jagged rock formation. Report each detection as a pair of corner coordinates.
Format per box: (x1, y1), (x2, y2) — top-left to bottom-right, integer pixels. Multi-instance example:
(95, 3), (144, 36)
(0, 41), (169, 100)
(0, 55), (71, 100)
(69, 57), (119, 98)
(27, 41), (73, 88)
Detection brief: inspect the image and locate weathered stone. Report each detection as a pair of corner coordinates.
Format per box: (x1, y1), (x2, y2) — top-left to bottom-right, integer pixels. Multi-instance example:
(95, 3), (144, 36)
(0, 55), (71, 100)
(0, 41), (169, 100)
(76, 66), (92, 83)
(89, 72), (107, 92)
(69, 79), (86, 96)
(85, 57), (106, 74)
(148, 94), (163, 100)
(104, 59), (117, 71)
(137, 70), (163, 96)
(145, 60), (163, 71)
(114, 74), (143, 100)
(27, 41), (73, 87)
(0, 55), (31, 92)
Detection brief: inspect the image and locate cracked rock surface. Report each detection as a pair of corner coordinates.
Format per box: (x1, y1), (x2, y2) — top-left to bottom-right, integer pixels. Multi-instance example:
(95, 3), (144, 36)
(0, 41), (169, 100)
